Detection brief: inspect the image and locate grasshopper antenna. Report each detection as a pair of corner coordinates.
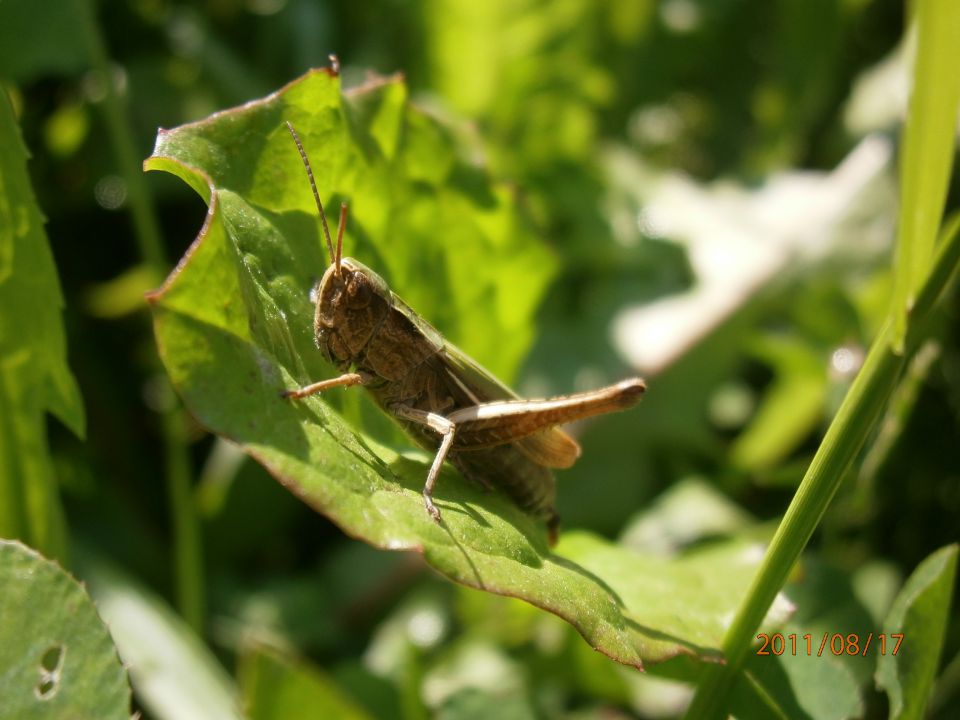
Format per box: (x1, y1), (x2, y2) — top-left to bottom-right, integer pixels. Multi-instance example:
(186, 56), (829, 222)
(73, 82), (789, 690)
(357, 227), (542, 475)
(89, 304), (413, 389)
(285, 121), (339, 276)
(335, 203), (347, 272)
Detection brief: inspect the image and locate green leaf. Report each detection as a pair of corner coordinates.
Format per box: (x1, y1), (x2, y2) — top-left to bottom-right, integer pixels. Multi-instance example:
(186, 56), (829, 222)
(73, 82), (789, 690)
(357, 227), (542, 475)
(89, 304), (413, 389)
(557, 531), (794, 662)
(736, 639), (862, 720)
(875, 544), (958, 720)
(0, 539), (130, 720)
(0, 88), (85, 562)
(785, 559), (887, 689)
(239, 647), (372, 720)
(145, 69), (777, 668)
(77, 548), (243, 720)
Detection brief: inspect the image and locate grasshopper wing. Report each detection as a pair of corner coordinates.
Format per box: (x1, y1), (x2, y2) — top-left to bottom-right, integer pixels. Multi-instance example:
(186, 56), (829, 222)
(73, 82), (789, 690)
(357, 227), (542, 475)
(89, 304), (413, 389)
(517, 427), (581, 468)
(438, 340), (581, 469)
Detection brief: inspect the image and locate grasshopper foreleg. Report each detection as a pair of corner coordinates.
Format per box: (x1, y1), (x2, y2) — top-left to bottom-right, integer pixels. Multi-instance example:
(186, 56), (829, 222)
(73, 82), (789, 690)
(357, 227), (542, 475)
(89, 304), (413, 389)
(281, 371), (367, 399)
(391, 405), (458, 523)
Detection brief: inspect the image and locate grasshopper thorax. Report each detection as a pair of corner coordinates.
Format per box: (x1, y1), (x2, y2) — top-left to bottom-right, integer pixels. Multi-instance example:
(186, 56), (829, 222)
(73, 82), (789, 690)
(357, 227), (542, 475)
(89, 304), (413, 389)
(313, 257), (392, 366)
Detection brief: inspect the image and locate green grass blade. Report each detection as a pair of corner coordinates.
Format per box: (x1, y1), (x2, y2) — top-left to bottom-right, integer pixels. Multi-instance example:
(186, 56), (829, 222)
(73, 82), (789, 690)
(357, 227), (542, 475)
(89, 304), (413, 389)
(684, 214), (960, 719)
(891, 0), (960, 348)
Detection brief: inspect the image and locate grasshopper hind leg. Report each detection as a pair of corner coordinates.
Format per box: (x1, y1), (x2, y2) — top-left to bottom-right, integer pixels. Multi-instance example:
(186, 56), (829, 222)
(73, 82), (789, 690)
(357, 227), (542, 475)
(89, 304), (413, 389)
(391, 404), (458, 524)
(422, 429), (456, 522)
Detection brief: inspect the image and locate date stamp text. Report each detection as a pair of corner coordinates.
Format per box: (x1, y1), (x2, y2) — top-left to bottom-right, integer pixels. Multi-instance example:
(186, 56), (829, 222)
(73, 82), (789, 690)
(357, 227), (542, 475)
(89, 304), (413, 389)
(756, 633), (903, 657)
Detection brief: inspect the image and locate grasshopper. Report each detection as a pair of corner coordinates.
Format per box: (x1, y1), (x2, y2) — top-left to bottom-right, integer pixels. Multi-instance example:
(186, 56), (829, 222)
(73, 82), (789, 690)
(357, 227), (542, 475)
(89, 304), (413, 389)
(282, 122), (645, 542)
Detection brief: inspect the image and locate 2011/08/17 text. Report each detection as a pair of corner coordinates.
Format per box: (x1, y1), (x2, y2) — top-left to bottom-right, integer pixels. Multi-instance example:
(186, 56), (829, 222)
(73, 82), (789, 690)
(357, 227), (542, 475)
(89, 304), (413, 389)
(756, 632), (903, 657)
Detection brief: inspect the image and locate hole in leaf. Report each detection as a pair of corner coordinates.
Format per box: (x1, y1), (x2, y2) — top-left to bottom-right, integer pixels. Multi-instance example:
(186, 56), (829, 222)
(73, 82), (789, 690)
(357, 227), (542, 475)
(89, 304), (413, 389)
(40, 645), (63, 671)
(37, 678), (56, 697)
(35, 644), (65, 700)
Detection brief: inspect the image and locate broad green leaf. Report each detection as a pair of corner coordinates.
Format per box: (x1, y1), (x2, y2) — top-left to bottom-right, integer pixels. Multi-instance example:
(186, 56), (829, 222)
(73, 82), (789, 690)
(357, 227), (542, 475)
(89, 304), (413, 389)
(239, 647), (372, 720)
(735, 639), (862, 720)
(557, 531), (794, 662)
(876, 544), (957, 720)
(0, 89), (85, 562)
(0, 539), (130, 720)
(732, 623), (863, 720)
(77, 548), (243, 720)
(786, 558), (889, 689)
(146, 69), (782, 668)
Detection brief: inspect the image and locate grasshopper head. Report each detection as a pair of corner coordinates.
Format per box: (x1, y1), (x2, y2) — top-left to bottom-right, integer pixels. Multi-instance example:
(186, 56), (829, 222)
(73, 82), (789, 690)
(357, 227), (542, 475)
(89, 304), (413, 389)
(286, 122), (392, 366)
(313, 258), (391, 366)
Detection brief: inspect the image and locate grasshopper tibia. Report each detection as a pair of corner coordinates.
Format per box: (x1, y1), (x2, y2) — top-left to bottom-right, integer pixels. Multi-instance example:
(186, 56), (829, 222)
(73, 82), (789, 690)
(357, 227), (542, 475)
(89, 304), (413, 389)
(281, 372), (366, 399)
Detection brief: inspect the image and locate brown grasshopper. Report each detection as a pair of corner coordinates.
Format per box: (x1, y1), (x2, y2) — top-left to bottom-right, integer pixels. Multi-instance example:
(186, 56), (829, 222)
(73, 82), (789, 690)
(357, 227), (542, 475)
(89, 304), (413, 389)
(281, 122), (645, 542)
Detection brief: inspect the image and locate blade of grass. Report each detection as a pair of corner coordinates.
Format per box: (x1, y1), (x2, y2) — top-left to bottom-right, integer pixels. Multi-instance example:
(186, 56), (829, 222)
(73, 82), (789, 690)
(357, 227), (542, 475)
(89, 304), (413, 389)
(73, 0), (204, 632)
(684, 215), (960, 719)
(890, 0), (960, 349)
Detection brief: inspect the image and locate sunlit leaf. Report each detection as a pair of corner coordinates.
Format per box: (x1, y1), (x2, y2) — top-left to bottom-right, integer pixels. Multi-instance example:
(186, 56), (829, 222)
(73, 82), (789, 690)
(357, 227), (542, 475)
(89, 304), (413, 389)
(146, 69), (787, 668)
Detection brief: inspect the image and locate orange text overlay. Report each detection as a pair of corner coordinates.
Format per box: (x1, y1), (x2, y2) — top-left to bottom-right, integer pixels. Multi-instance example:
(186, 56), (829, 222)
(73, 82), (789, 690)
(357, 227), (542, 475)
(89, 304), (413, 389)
(756, 632), (903, 657)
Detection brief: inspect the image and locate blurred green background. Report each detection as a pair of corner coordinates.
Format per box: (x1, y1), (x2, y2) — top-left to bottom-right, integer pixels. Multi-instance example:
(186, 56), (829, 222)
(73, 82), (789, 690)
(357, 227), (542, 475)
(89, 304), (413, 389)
(2, 0), (958, 718)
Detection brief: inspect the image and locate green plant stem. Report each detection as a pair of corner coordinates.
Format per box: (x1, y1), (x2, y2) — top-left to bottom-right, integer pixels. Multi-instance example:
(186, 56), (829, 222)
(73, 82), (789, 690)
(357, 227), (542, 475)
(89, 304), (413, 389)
(684, 216), (960, 720)
(75, 0), (204, 632)
(162, 400), (204, 632)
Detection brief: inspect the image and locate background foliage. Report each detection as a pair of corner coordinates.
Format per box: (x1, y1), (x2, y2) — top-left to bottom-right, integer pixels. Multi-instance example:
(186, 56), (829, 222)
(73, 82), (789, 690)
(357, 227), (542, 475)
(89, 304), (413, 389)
(1, 0), (958, 718)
